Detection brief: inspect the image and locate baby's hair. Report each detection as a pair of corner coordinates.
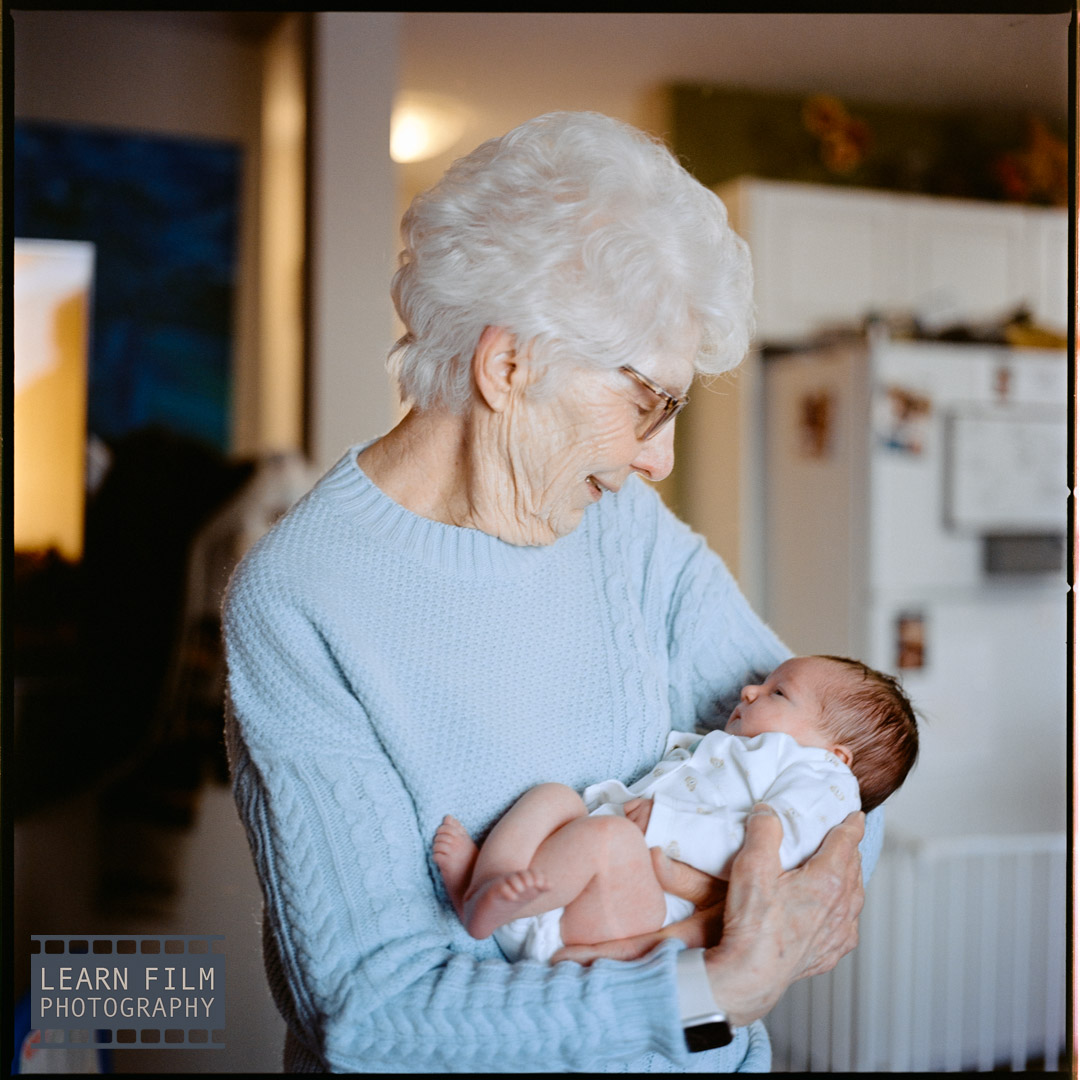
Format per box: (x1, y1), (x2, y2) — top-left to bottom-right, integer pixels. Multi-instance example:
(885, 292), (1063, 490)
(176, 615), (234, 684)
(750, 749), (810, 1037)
(815, 655), (919, 813)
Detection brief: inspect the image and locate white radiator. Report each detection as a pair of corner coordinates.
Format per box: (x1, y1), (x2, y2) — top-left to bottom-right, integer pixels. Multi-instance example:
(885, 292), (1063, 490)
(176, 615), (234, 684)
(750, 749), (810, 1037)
(767, 831), (1067, 1072)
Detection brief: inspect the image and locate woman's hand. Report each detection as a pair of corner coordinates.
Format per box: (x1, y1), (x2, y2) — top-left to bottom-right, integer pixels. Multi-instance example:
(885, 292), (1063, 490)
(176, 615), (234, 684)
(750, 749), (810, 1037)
(649, 846), (724, 908)
(623, 797), (653, 833)
(703, 804), (865, 1027)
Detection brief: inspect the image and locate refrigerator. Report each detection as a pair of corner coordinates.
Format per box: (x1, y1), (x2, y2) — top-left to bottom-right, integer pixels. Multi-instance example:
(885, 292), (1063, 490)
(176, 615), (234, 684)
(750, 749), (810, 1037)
(759, 330), (1067, 840)
(757, 330), (1068, 1070)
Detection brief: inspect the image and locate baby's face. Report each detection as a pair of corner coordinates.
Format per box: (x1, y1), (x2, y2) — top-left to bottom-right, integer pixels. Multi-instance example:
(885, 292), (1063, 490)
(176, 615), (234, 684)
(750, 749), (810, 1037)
(724, 657), (839, 750)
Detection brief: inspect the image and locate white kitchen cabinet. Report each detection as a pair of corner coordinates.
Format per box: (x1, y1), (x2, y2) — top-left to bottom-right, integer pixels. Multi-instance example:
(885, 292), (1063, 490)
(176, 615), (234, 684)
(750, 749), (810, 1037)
(715, 177), (1066, 343)
(718, 180), (904, 343)
(1026, 206), (1069, 334)
(677, 179), (1067, 606)
(897, 197), (1031, 327)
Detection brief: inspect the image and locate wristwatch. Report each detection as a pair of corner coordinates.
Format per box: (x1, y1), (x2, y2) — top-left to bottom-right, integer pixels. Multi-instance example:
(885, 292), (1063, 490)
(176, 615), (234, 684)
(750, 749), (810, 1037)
(682, 1010), (733, 1052)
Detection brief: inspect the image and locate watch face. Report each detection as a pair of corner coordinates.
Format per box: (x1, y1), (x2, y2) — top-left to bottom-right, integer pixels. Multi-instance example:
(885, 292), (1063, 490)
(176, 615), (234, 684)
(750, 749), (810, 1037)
(684, 1019), (733, 1052)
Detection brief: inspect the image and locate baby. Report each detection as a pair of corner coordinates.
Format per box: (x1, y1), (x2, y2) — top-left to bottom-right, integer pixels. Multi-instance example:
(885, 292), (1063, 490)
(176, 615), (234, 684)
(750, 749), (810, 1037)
(433, 655), (918, 963)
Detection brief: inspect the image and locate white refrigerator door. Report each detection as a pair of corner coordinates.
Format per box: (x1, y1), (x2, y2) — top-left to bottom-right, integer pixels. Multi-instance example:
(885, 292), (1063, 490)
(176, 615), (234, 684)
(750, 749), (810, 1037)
(867, 587), (1066, 839)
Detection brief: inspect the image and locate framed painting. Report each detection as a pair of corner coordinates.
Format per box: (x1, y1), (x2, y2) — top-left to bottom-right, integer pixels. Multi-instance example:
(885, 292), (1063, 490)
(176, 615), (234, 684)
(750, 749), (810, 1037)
(14, 120), (243, 452)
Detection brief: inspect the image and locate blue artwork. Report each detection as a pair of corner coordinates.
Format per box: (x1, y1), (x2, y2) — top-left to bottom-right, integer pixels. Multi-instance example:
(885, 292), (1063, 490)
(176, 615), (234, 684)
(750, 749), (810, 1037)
(14, 121), (242, 452)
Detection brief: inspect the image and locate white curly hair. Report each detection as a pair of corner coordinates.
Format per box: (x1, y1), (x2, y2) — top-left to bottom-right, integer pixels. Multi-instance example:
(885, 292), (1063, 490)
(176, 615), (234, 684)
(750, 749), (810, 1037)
(388, 111), (755, 412)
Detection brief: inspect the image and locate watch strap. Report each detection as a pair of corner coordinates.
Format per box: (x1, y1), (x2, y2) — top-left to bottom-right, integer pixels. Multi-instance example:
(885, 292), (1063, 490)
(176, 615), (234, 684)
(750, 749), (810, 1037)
(683, 1015), (733, 1052)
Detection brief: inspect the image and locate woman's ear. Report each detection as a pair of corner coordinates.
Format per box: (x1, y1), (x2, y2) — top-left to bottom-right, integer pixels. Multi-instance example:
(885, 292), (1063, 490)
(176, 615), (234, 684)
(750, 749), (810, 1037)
(472, 325), (530, 412)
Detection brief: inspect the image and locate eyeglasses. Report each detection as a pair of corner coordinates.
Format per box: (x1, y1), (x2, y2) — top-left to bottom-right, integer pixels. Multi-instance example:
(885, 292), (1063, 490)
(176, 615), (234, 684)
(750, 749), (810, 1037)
(620, 365), (690, 441)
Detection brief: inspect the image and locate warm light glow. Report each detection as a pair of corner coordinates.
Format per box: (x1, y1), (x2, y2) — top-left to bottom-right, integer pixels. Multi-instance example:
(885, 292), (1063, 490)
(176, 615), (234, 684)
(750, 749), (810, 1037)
(260, 12), (307, 454)
(14, 239), (95, 560)
(390, 93), (468, 164)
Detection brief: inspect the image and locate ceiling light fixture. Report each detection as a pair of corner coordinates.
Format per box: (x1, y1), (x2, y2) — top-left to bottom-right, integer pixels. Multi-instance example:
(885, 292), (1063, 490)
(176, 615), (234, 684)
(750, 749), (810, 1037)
(390, 92), (469, 164)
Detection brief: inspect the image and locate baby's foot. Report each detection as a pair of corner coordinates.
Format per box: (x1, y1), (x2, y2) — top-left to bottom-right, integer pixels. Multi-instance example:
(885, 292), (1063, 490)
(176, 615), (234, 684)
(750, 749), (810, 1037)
(464, 869), (552, 941)
(433, 816), (479, 923)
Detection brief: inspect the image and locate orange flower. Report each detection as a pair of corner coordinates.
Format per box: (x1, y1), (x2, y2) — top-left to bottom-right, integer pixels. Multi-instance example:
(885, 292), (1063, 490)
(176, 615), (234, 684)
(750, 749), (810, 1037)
(992, 116), (1066, 204)
(822, 133), (862, 174)
(846, 117), (872, 154)
(802, 93), (872, 174)
(802, 94), (848, 137)
(993, 155), (1031, 202)
(1024, 117), (1067, 205)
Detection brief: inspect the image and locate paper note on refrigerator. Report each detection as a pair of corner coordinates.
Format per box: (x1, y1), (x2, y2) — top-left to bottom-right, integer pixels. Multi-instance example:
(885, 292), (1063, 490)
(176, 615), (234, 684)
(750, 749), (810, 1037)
(945, 407), (1066, 533)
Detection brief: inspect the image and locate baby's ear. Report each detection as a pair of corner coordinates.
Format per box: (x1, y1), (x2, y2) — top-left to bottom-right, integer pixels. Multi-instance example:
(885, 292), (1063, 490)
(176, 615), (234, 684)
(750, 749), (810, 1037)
(831, 744), (854, 768)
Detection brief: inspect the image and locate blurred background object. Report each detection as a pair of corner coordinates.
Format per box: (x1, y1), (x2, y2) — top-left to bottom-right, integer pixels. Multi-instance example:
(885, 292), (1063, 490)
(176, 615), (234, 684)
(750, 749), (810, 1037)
(13, 240), (94, 562)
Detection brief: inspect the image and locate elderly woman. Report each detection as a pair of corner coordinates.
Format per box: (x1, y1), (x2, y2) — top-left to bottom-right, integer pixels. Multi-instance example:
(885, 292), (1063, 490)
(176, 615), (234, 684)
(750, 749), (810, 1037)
(224, 111), (878, 1073)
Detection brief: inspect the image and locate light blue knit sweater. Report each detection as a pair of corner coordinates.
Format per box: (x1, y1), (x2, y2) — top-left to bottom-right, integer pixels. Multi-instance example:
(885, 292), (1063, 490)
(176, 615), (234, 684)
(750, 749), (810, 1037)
(223, 445), (882, 1073)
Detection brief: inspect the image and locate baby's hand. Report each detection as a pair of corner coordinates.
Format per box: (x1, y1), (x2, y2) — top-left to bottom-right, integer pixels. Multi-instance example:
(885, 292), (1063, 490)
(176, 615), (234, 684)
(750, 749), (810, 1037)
(623, 798), (653, 833)
(650, 847), (726, 908)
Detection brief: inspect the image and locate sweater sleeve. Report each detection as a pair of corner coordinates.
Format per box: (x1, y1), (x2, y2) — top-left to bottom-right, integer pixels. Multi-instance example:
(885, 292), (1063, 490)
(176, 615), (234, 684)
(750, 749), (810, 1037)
(223, 562), (703, 1074)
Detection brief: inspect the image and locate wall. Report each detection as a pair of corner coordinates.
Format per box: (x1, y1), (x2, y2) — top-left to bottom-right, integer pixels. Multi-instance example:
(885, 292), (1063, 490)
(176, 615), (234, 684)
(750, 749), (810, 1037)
(308, 12), (401, 472)
(258, 14), (309, 455)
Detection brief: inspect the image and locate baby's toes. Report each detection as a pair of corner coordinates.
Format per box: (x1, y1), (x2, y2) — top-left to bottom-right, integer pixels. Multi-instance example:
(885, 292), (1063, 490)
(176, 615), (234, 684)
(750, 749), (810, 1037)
(525, 869), (550, 893)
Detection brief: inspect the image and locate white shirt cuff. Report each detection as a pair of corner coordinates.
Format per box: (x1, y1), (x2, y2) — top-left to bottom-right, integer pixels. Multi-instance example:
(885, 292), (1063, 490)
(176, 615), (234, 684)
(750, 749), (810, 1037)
(675, 947), (723, 1023)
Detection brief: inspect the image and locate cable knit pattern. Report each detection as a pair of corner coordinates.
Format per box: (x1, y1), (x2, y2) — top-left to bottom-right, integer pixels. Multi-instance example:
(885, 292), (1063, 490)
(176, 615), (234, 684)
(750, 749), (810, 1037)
(223, 443), (868, 1073)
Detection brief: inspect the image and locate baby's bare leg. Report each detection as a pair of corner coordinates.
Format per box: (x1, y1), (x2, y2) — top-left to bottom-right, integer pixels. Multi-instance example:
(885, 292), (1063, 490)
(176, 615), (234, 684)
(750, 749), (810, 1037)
(467, 783), (588, 895)
(468, 811), (667, 943)
(444, 783), (588, 940)
(550, 814), (668, 946)
(434, 816), (555, 934)
(432, 816), (480, 923)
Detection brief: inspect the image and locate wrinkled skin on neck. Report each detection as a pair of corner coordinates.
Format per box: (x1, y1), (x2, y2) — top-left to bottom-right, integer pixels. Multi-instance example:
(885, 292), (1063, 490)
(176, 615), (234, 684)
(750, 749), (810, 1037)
(459, 364), (654, 545)
(359, 336), (688, 547)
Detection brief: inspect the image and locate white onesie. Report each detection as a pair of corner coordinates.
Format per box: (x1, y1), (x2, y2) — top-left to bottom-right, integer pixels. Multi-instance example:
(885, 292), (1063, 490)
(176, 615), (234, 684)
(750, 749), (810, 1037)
(493, 729), (860, 963)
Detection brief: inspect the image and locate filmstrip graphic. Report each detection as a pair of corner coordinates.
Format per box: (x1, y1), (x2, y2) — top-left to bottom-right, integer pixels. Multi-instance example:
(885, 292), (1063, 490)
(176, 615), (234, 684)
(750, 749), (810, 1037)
(31, 935), (225, 1048)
